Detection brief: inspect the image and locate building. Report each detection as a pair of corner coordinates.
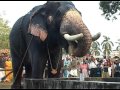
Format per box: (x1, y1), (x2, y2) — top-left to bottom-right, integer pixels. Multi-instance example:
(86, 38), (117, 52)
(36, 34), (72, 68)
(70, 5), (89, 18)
(110, 50), (120, 58)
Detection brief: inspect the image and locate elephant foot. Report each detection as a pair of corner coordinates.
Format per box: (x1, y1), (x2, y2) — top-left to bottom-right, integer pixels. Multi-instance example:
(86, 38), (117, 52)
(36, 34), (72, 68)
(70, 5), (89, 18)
(11, 84), (23, 89)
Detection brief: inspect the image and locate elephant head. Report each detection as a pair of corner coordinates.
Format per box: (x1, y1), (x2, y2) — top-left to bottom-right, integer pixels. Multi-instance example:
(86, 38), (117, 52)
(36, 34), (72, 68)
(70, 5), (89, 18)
(59, 8), (101, 57)
(46, 1), (101, 57)
(35, 1), (101, 57)
(9, 2), (101, 89)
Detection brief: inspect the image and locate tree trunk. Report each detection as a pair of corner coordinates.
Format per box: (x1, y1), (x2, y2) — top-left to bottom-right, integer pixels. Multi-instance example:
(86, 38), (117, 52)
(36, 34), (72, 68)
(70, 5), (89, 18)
(106, 51), (108, 59)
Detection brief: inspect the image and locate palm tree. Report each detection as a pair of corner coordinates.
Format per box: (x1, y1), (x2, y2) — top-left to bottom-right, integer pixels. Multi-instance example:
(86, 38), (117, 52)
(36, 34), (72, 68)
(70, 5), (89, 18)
(90, 41), (101, 57)
(115, 39), (120, 57)
(101, 35), (114, 58)
(116, 39), (120, 51)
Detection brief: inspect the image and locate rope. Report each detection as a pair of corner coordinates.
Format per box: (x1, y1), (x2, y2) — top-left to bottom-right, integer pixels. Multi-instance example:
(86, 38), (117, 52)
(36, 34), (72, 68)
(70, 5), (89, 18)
(12, 10), (36, 86)
(1, 71), (13, 82)
(47, 44), (53, 69)
(47, 44), (60, 74)
(12, 35), (33, 86)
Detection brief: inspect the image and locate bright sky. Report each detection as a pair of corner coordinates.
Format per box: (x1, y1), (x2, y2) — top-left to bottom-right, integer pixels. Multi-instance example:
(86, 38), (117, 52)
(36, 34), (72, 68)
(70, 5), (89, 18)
(0, 1), (120, 50)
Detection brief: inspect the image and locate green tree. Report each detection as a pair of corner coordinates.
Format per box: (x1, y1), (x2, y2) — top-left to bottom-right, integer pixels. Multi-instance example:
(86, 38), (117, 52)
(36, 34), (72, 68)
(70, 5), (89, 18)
(90, 41), (101, 57)
(115, 39), (120, 57)
(101, 35), (114, 58)
(115, 39), (120, 51)
(0, 16), (11, 50)
(99, 1), (120, 20)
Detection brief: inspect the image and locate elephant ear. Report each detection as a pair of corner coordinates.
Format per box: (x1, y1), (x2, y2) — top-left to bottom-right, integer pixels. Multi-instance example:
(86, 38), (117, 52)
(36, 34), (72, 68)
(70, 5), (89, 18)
(28, 14), (48, 41)
(27, 5), (48, 42)
(29, 24), (48, 42)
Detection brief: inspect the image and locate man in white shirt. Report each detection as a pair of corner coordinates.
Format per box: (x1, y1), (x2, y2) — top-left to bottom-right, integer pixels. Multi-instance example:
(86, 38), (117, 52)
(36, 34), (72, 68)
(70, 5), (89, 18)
(88, 56), (98, 77)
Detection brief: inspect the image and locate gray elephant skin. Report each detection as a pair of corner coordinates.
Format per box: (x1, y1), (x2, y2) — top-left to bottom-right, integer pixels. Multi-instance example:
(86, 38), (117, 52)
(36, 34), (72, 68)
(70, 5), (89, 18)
(9, 1), (101, 89)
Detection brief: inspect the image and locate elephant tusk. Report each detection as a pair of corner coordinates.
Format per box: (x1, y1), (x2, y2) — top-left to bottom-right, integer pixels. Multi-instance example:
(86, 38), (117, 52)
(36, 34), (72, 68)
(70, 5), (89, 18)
(92, 32), (101, 41)
(63, 33), (84, 41)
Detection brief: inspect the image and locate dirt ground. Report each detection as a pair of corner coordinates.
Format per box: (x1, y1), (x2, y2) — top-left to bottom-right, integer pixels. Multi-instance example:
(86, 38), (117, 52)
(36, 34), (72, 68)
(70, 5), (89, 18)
(0, 82), (12, 89)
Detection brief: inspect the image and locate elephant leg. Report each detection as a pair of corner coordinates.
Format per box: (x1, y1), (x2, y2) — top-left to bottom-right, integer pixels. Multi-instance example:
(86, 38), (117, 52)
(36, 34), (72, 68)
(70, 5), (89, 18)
(24, 64), (32, 78)
(11, 55), (23, 89)
(31, 53), (47, 89)
(24, 54), (32, 79)
(31, 54), (47, 78)
(9, 41), (25, 89)
(47, 47), (62, 78)
(26, 37), (48, 78)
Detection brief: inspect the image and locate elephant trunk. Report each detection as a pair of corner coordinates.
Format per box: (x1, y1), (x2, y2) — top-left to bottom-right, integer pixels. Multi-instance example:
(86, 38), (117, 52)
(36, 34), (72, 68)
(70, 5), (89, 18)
(92, 32), (101, 41)
(60, 9), (93, 57)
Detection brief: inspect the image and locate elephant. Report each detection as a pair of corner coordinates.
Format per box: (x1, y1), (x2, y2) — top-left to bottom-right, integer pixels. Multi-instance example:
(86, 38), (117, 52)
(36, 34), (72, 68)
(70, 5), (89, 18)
(9, 1), (101, 89)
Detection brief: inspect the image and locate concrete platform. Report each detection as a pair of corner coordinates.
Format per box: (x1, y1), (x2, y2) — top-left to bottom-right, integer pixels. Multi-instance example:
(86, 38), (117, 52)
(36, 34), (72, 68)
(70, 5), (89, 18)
(23, 78), (120, 89)
(85, 77), (120, 82)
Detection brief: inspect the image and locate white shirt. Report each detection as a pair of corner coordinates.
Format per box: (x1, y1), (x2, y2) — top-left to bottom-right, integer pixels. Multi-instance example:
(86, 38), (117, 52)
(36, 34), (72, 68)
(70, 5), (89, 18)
(69, 69), (78, 77)
(89, 60), (98, 69)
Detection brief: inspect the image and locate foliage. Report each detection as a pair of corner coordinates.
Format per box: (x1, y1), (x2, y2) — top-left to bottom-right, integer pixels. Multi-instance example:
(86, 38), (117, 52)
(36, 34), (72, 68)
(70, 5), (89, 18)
(0, 16), (11, 50)
(90, 41), (101, 56)
(99, 1), (120, 20)
(115, 39), (120, 51)
(101, 35), (114, 57)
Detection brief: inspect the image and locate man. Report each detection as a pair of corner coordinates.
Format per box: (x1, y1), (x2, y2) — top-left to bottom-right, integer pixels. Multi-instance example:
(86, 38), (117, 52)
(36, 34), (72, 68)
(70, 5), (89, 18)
(69, 55), (79, 77)
(63, 55), (71, 77)
(4, 56), (13, 82)
(88, 56), (98, 77)
(0, 53), (5, 82)
(114, 60), (120, 77)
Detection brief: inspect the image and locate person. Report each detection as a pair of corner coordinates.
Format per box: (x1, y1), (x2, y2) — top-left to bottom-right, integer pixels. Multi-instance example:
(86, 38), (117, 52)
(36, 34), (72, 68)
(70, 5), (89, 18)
(63, 55), (71, 77)
(0, 54), (5, 82)
(0, 54), (6, 69)
(79, 68), (84, 81)
(64, 55), (71, 67)
(69, 55), (79, 77)
(76, 62), (80, 74)
(103, 56), (107, 63)
(96, 60), (102, 77)
(114, 60), (120, 77)
(69, 67), (78, 77)
(4, 56), (13, 82)
(80, 60), (89, 78)
(106, 57), (112, 77)
(63, 65), (69, 78)
(88, 56), (98, 77)
(102, 62), (109, 78)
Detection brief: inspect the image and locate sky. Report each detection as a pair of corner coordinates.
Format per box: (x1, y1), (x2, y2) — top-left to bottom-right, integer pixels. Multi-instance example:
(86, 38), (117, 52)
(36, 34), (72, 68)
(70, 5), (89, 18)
(0, 1), (120, 50)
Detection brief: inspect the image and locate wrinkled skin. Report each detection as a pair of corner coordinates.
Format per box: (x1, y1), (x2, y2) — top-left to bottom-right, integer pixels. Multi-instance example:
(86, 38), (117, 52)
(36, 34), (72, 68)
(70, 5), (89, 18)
(9, 1), (101, 89)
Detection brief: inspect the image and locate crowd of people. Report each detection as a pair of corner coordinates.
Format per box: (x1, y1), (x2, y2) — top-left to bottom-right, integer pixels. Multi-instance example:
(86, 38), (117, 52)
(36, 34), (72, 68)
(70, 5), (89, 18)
(61, 54), (120, 80)
(0, 53), (13, 82)
(0, 51), (120, 82)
